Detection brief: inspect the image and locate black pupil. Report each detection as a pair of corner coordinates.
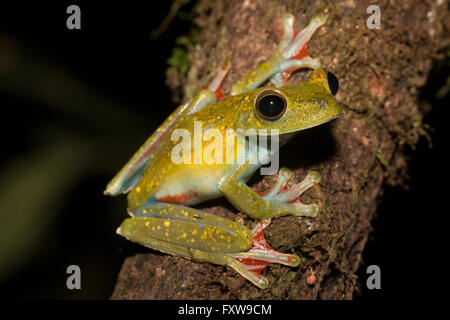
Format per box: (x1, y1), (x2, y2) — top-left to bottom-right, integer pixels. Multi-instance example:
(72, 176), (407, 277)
(258, 94), (285, 118)
(327, 71), (339, 95)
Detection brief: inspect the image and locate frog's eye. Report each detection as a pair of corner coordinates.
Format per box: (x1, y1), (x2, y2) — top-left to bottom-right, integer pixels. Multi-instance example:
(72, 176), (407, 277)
(327, 72), (339, 95)
(255, 90), (287, 121)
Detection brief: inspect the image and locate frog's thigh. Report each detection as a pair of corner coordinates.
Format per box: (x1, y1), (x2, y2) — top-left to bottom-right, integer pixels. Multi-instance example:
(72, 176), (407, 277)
(118, 225), (193, 259)
(119, 203), (253, 255)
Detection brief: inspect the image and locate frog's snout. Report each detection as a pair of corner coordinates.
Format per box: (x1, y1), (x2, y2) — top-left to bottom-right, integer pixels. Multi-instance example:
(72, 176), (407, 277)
(332, 101), (342, 117)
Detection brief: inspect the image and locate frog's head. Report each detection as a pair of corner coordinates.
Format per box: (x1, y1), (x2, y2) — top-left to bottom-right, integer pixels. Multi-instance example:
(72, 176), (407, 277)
(238, 68), (341, 135)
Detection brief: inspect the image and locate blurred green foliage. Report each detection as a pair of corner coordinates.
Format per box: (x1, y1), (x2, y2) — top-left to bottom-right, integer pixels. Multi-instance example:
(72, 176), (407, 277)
(166, 28), (199, 76)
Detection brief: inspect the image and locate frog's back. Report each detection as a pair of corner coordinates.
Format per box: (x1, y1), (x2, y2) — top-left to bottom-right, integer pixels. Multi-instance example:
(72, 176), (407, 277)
(127, 97), (247, 209)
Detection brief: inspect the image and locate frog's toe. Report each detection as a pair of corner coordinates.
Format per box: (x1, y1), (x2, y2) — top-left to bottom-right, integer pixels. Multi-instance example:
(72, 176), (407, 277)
(205, 60), (230, 101)
(265, 170), (320, 201)
(291, 203), (319, 218)
(261, 167), (292, 199)
(277, 14), (295, 52)
(228, 259), (270, 289)
(282, 14), (327, 61)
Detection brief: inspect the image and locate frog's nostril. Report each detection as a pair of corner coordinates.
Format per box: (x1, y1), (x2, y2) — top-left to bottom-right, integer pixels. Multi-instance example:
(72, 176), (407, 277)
(311, 98), (327, 108)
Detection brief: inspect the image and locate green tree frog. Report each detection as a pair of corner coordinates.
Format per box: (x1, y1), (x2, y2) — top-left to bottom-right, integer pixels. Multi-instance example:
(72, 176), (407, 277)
(105, 13), (341, 289)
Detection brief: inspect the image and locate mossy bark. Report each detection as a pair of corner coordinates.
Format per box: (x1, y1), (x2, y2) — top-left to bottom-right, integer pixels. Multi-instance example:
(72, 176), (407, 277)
(111, 0), (449, 299)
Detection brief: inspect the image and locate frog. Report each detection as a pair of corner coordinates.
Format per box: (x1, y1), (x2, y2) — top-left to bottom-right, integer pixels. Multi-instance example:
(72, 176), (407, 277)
(105, 13), (341, 289)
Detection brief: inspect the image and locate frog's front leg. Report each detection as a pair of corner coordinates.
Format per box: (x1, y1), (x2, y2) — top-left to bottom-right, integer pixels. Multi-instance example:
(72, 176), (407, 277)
(220, 163), (321, 219)
(231, 13), (326, 95)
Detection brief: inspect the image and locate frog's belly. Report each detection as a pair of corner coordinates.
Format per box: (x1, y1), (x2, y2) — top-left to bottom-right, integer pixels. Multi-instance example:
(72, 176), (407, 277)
(152, 165), (229, 206)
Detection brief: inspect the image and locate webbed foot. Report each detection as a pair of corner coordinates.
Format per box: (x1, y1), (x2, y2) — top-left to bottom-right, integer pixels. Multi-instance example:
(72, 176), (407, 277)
(263, 168), (321, 217)
(227, 218), (300, 289)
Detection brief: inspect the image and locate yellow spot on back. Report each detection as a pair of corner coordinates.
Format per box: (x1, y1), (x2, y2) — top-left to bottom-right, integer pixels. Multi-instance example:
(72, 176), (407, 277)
(163, 221), (171, 227)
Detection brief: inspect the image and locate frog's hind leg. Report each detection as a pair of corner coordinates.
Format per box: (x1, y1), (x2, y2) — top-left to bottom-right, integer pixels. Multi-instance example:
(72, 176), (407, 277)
(118, 202), (253, 257)
(118, 202), (301, 289)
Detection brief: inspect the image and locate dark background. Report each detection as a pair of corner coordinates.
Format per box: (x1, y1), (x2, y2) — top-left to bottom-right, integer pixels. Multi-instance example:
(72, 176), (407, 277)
(0, 1), (447, 300)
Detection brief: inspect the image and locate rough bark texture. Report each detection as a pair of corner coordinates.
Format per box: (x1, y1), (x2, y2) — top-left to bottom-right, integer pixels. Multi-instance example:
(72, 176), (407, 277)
(111, 0), (449, 299)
